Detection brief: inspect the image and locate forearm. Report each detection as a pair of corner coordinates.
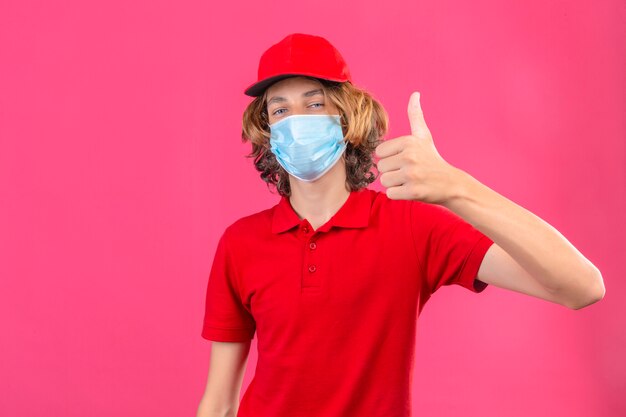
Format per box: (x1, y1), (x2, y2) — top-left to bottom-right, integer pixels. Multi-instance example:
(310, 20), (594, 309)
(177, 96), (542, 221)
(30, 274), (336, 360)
(442, 168), (604, 306)
(196, 399), (238, 417)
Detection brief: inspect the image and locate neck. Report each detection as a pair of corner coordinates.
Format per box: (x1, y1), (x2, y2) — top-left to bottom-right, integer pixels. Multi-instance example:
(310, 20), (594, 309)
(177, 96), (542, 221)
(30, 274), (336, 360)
(288, 158), (351, 230)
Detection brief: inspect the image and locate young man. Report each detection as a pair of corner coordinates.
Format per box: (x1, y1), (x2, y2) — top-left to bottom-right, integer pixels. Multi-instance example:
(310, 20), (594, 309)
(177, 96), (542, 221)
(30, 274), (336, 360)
(197, 33), (605, 417)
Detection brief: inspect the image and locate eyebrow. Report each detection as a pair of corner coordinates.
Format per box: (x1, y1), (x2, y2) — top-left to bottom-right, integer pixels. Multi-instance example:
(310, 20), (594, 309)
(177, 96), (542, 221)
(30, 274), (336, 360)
(267, 88), (324, 106)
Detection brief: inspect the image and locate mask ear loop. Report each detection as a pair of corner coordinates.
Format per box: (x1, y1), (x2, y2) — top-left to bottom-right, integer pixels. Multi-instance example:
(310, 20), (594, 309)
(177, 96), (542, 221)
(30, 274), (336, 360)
(255, 111), (272, 166)
(321, 85), (349, 165)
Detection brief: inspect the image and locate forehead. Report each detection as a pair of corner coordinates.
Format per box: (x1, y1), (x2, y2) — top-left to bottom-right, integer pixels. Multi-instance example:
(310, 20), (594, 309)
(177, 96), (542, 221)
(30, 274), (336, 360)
(266, 76), (324, 101)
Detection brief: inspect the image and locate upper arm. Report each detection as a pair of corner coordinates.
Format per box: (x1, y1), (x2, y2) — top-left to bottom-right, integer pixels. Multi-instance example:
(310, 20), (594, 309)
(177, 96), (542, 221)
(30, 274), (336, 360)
(202, 229), (256, 343)
(197, 340), (252, 416)
(477, 242), (567, 307)
(198, 229), (256, 416)
(411, 200), (493, 295)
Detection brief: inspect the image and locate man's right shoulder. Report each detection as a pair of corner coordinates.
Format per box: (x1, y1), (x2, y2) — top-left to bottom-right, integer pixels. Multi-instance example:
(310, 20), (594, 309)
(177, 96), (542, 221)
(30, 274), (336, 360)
(222, 203), (277, 241)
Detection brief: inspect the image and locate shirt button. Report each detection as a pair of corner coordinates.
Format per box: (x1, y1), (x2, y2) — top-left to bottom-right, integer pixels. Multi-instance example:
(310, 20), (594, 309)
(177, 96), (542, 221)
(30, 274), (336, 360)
(308, 265), (317, 273)
(309, 242), (317, 250)
(303, 226), (309, 233)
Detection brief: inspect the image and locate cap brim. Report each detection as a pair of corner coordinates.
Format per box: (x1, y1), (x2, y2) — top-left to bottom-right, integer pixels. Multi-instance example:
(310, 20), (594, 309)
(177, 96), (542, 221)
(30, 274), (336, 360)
(244, 74), (301, 97)
(244, 73), (350, 97)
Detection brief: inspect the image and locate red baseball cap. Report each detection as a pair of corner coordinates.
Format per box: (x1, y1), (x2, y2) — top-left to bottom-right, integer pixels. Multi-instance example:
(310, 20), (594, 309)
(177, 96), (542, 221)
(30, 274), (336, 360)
(244, 33), (353, 97)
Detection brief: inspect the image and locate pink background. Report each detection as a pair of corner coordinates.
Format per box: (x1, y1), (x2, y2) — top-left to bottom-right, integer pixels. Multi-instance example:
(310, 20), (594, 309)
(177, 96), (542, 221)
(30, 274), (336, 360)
(1, 1), (624, 416)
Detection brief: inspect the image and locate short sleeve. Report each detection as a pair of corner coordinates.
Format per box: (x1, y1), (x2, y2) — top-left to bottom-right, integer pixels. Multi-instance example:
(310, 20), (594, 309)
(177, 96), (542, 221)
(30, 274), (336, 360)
(410, 200), (494, 296)
(201, 228), (256, 342)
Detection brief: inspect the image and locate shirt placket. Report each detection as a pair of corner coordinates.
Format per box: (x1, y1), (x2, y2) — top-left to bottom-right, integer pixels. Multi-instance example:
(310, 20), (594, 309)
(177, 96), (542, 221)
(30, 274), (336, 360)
(298, 220), (320, 290)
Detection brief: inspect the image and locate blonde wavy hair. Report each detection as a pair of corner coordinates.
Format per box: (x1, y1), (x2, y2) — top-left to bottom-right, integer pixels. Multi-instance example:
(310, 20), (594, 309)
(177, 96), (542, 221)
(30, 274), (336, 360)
(241, 76), (389, 197)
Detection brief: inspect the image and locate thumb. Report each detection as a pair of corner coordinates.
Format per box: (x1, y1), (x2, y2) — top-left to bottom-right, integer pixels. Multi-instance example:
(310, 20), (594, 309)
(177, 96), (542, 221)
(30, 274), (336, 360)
(407, 91), (429, 138)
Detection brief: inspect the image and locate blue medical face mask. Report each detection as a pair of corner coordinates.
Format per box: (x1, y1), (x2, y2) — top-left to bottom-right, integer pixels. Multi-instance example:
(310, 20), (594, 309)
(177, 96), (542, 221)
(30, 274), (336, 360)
(269, 114), (347, 182)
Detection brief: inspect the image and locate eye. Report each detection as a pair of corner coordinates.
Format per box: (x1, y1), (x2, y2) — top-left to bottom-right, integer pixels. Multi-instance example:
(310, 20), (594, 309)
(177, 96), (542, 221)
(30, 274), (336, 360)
(272, 108), (287, 116)
(309, 102), (324, 109)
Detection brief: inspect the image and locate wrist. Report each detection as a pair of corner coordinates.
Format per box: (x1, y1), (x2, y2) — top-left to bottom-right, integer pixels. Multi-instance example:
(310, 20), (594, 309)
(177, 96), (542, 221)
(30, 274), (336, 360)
(443, 167), (474, 208)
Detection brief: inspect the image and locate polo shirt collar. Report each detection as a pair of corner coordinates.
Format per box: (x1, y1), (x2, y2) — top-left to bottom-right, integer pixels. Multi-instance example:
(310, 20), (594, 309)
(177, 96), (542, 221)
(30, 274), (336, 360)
(271, 189), (372, 234)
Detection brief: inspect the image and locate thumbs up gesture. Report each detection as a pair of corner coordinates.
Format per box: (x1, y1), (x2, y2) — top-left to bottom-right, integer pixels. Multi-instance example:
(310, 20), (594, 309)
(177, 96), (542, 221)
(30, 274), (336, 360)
(375, 92), (463, 205)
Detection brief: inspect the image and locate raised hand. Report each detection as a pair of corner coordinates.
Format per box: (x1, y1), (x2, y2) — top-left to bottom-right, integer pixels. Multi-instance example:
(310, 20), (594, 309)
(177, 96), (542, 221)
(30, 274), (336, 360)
(375, 92), (463, 205)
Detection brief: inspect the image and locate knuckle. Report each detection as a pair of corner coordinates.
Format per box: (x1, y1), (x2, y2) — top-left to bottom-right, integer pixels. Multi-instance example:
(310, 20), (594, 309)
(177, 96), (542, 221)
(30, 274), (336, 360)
(380, 172), (388, 187)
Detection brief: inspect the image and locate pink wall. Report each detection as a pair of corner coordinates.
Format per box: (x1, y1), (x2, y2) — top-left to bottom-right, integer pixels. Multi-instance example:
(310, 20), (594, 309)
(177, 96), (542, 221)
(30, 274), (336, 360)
(1, 0), (624, 416)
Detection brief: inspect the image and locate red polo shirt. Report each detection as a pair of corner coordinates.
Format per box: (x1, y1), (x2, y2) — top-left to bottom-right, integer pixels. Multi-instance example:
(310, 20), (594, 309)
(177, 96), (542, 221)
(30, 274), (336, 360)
(202, 187), (494, 417)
